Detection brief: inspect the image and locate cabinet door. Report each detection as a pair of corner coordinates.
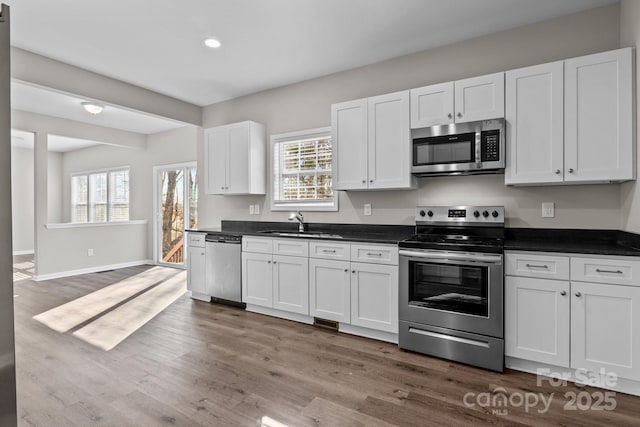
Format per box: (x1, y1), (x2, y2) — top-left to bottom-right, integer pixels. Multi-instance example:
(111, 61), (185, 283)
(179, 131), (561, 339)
(331, 99), (368, 190)
(454, 72), (505, 123)
(273, 255), (309, 315)
(564, 48), (635, 182)
(204, 127), (228, 194)
(187, 246), (207, 295)
(309, 258), (351, 323)
(571, 281), (640, 380)
(367, 91), (415, 190)
(226, 123), (251, 194)
(409, 81), (454, 128)
(350, 262), (398, 333)
(505, 62), (564, 185)
(505, 276), (569, 366)
(241, 252), (273, 307)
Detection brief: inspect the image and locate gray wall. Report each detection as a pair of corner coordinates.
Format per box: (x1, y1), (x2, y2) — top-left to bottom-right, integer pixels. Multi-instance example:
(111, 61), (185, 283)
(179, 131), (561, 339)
(0, 3), (17, 425)
(10, 145), (34, 253)
(199, 4), (623, 230)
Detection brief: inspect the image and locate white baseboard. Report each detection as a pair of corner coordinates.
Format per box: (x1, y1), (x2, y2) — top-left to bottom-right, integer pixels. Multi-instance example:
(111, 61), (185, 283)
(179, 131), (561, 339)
(33, 259), (154, 282)
(13, 250), (34, 256)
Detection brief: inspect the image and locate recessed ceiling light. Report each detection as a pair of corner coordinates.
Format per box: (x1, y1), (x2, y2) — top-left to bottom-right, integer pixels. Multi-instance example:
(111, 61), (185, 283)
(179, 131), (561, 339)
(204, 38), (221, 49)
(81, 102), (104, 115)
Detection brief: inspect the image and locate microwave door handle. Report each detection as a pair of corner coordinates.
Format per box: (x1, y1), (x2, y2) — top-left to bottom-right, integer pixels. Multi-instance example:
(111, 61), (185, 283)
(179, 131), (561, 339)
(398, 249), (502, 265)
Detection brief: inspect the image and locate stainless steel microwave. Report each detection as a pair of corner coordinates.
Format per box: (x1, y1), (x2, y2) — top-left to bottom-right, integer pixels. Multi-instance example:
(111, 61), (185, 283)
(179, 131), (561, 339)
(411, 119), (505, 176)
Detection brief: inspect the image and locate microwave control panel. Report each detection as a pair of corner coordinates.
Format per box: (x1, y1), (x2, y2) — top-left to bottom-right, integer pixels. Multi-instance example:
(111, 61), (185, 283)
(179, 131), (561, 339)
(480, 129), (500, 162)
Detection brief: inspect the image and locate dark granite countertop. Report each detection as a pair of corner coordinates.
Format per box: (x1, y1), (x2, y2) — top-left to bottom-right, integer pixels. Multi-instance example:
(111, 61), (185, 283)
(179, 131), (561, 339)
(219, 220), (414, 244)
(505, 228), (640, 257)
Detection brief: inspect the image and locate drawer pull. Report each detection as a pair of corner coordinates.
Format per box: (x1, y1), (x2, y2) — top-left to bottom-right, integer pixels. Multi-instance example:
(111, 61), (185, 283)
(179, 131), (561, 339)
(322, 249), (337, 253)
(525, 263), (549, 269)
(595, 268), (623, 274)
(560, 291), (567, 296)
(366, 252), (382, 257)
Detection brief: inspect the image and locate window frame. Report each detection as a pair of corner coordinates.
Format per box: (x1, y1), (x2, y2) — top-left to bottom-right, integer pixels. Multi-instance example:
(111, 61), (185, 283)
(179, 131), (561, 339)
(70, 166), (130, 223)
(270, 127), (338, 212)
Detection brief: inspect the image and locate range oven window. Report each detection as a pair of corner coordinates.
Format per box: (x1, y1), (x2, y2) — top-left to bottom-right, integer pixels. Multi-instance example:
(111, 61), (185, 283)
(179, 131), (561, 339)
(413, 132), (475, 166)
(408, 261), (488, 317)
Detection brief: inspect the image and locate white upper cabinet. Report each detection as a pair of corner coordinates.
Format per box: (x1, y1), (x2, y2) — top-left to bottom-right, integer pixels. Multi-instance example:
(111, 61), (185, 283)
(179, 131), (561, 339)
(332, 91), (415, 190)
(204, 121), (266, 195)
(506, 48), (636, 185)
(564, 48), (635, 183)
(410, 72), (504, 128)
(505, 61), (564, 185)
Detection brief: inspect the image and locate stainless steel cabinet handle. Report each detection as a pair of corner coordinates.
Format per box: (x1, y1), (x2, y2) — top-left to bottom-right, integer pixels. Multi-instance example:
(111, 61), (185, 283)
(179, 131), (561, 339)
(568, 168), (574, 173)
(362, 180), (366, 184)
(344, 269), (348, 272)
(555, 169), (561, 174)
(352, 270), (356, 274)
(367, 252), (382, 257)
(273, 261), (277, 264)
(267, 260), (271, 264)
(220, 186), (224, 190)
(457, 112), (462, 118)
(575, 292), (582, 297)
(447, 113), (452, 119)
(369, 179), (373, 183)
(560, 291), (567, 296)
(201, 252), (205, 256)
(526, 264), (548, 269)
(323, 249), (336, 253)
(596, 268), (623, 274)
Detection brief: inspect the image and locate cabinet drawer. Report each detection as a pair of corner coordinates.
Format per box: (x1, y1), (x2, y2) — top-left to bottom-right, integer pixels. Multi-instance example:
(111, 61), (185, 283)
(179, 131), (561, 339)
(505, 252), (569, 280)
(309, 241), (351, 260)
(351, 244), (398, 265)
(273, 238), (309, 257)
(187, 233), (205, 248)
(571, 257), (640, 286)
(242, 237), (273, 254)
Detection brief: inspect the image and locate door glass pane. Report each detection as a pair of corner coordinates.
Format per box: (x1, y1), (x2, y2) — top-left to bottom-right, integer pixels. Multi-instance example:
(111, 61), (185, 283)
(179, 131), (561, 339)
(408, 261), (488, 317)
(187, 167), (198, 229)
(160, 169), (185, 265)
(109, 169), (130, 221)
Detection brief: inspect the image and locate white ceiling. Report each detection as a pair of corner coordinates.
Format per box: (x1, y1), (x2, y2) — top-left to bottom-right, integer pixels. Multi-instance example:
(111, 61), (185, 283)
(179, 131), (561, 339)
(11, 129), (105, 153)
(10, 0), (618, 108)
(11, 81), (186, 134)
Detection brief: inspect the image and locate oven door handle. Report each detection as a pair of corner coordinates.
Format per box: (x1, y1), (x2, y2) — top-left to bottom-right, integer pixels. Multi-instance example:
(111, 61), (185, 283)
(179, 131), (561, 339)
(398, 249), (502, 264)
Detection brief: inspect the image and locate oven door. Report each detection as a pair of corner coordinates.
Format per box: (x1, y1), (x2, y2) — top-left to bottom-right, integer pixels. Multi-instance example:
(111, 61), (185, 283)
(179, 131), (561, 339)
(399, 249), (503, 338)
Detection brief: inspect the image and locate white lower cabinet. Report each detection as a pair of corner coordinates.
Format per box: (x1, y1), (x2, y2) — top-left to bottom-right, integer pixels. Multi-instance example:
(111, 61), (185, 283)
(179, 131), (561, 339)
(350, 262), (398, 333)
(242, 252), (273, 307)
(505, 276), (570, 366)
(571, 280), (640, 381)
(187, 246), (207, 295)
(273, 255), (309, 315)
(309, 258), (351, 323)
(506, 251), (640, 390)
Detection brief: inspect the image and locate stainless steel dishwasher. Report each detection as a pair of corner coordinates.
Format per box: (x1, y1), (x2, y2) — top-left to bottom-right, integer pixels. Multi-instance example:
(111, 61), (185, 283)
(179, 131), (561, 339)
(205, 232), (245, 308)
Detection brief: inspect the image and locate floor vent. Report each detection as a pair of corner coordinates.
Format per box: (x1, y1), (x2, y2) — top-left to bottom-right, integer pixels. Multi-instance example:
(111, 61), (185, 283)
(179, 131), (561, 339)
(314, 317), (339, 331)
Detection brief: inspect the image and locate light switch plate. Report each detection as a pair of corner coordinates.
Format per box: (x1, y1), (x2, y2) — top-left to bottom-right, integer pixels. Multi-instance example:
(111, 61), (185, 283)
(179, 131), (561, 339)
(249, 205), (255, 215)
(542, 202), (554, 218)
(364, 203), (372, 216)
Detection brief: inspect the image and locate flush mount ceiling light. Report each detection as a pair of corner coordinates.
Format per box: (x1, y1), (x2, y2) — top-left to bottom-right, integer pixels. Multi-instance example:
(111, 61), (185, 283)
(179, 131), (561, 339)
(81, 102), (104, 115)
(204, 38), (221, 49)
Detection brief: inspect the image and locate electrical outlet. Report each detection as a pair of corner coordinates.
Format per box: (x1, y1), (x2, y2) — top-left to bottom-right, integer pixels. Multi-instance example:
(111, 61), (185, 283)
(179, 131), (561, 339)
(249, 205), (255, 215)
(364, 203), (372, 216)
(87, 248), (94, 256)
(542, 202), (555, 218)
(254, 204), (260, 215)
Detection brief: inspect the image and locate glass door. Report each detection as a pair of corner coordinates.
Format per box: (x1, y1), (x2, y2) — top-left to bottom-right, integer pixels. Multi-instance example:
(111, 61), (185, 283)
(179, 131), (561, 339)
(155, 163), (197, 267)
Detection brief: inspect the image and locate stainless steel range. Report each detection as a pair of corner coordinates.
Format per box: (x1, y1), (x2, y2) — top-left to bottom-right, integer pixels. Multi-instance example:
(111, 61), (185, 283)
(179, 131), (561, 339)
(398, 206), (505, 372)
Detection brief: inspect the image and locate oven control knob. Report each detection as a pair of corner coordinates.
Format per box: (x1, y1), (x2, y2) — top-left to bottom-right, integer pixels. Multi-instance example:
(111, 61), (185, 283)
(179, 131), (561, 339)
(492, 210), (499, 218)
(419, 210), (426, 217)
(427, 210), (434, 217)
(473, 210), (480, 218)
(482, 210), (489, 218)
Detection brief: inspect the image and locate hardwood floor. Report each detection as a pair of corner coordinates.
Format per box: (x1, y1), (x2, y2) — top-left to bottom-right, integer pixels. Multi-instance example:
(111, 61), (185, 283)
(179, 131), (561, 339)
(13, 263), (640, 426)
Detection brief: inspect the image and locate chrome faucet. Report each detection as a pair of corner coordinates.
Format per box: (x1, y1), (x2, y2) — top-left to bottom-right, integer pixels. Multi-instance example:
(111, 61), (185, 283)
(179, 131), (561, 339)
(288, 211), (305, 232)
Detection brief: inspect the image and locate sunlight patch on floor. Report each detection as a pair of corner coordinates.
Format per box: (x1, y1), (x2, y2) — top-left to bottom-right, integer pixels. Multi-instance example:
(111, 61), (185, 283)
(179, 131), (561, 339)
(72, 271), (186, 350)
(34, 266), (182, 333)
(13, 271), (31, 282)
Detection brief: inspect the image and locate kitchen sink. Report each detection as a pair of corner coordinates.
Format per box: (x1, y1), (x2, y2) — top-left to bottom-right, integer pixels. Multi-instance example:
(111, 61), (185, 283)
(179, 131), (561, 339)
(256, 230), (343, 239)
